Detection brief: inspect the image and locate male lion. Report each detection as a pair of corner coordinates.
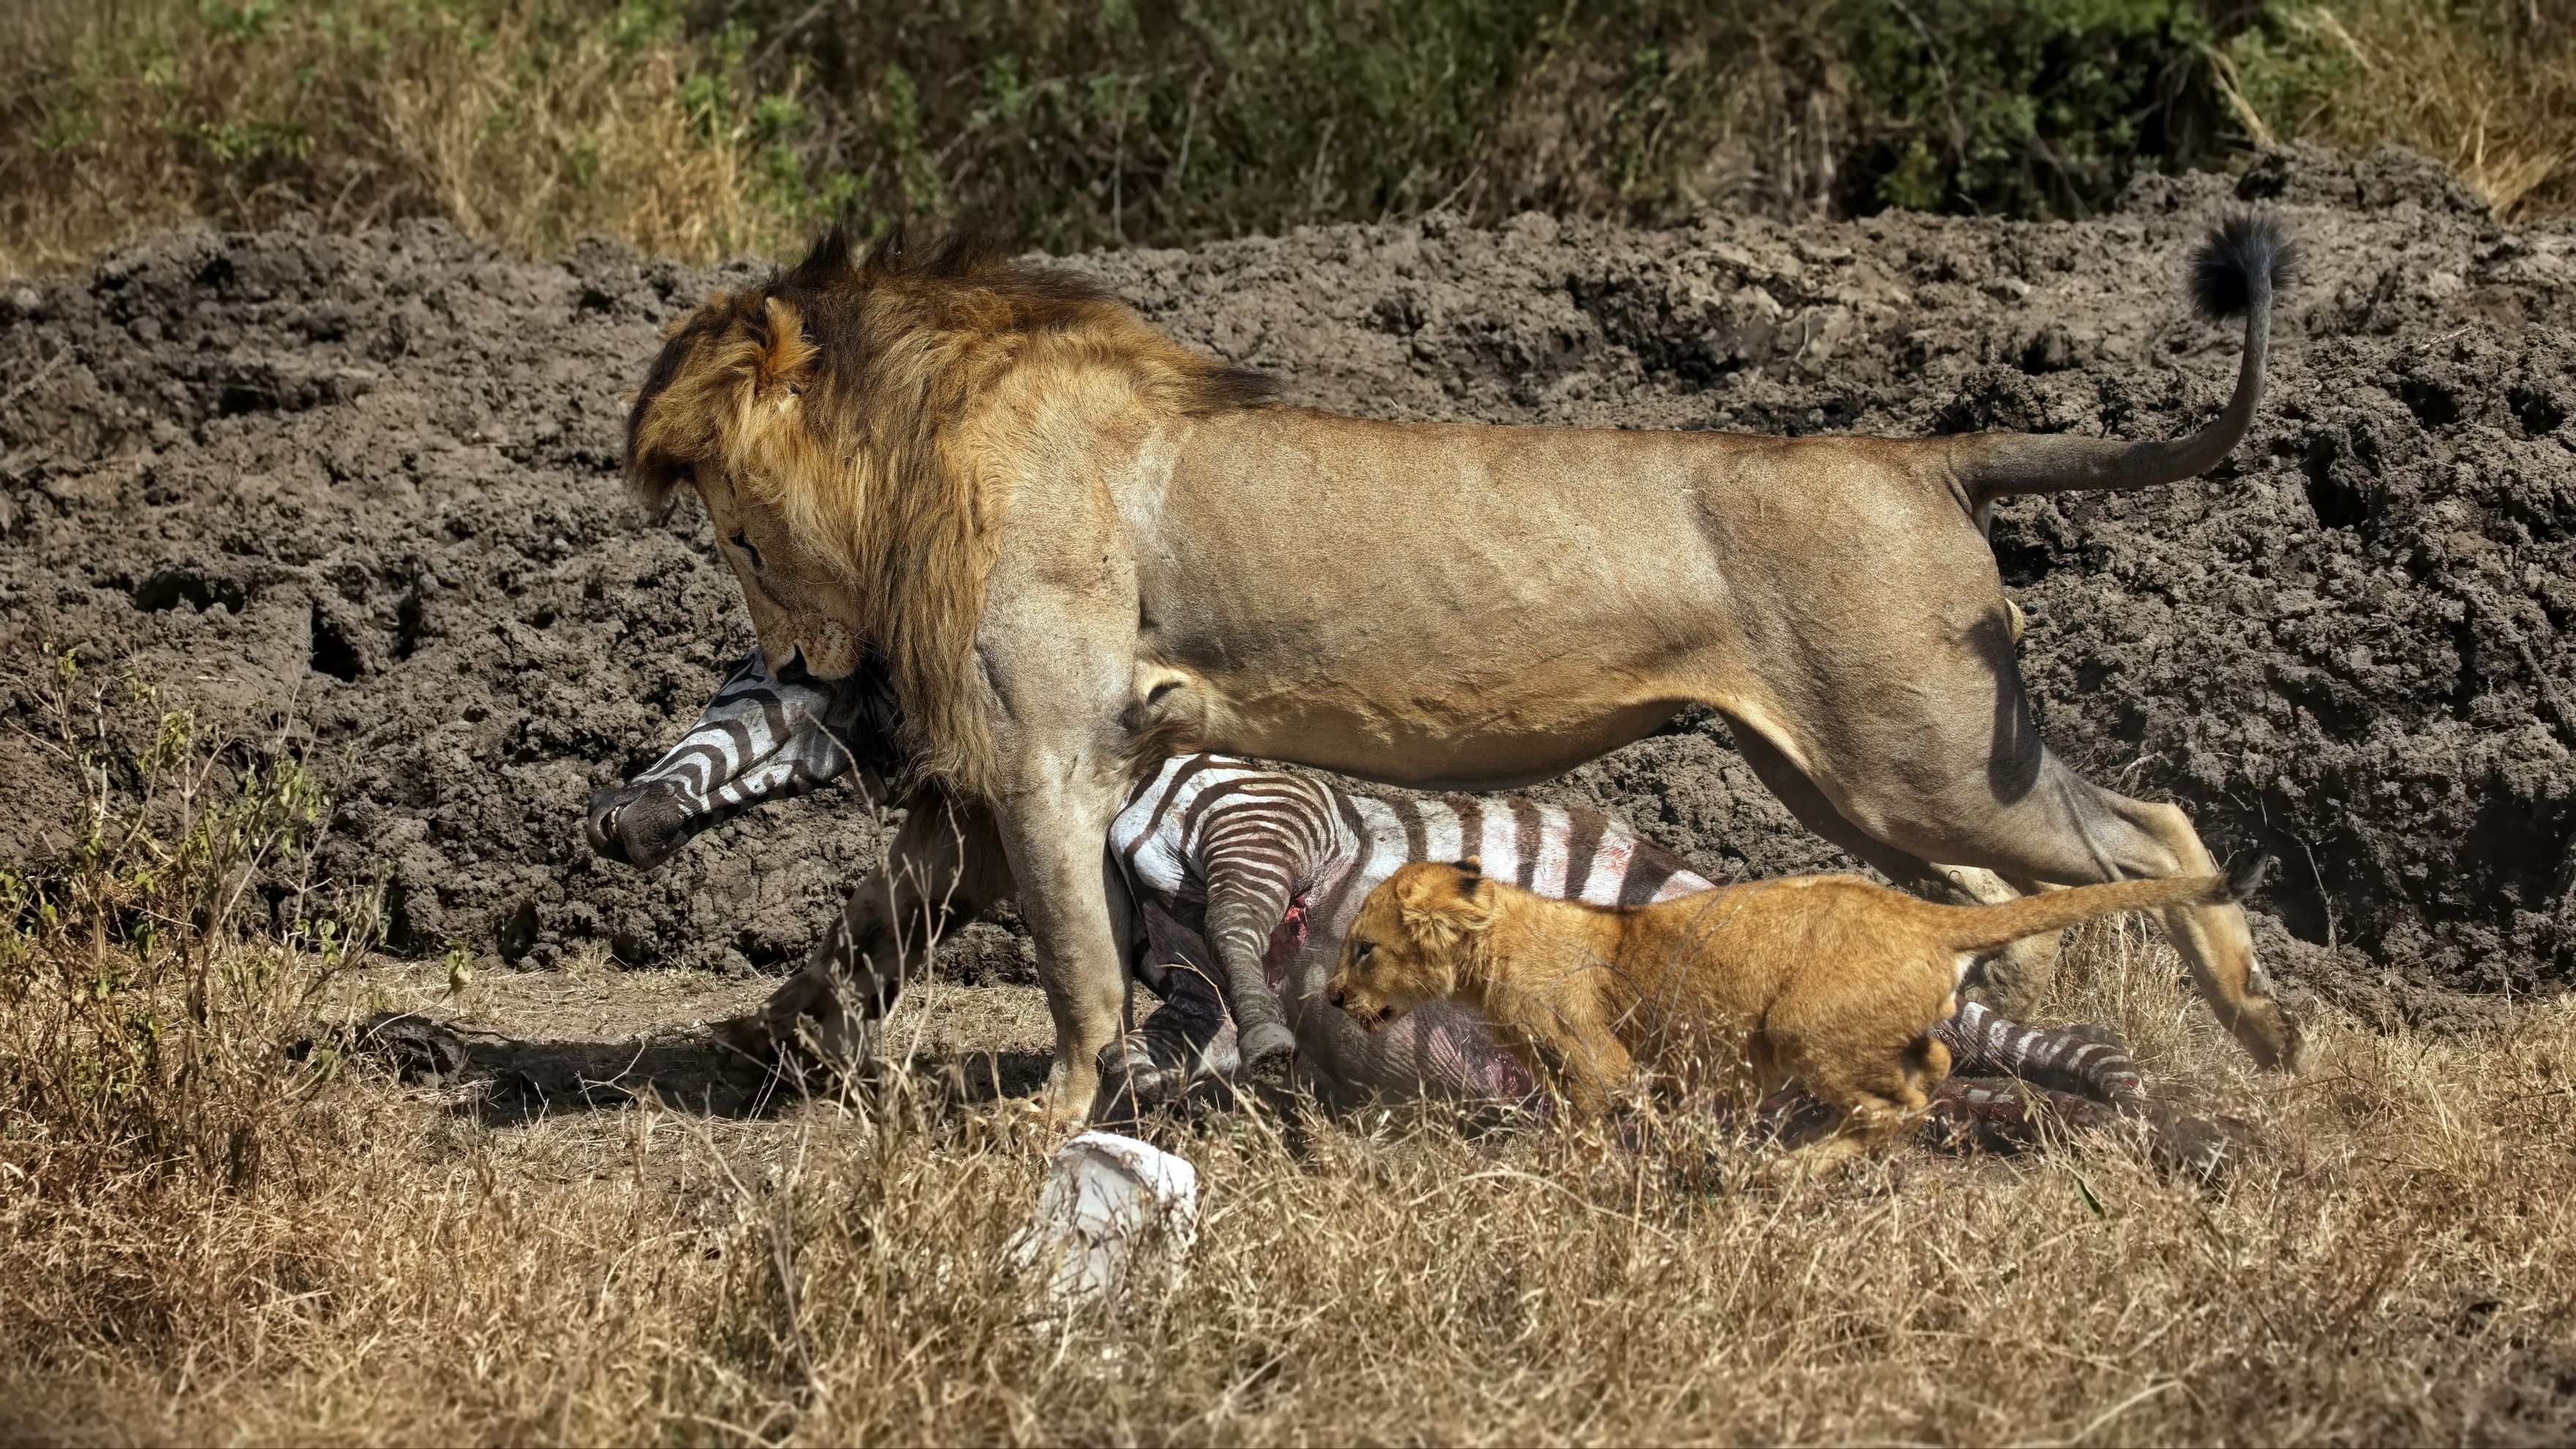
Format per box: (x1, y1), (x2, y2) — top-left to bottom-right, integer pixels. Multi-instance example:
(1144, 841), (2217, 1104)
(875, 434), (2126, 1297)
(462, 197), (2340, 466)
(1326, 858), (2261, 1173)
(623, 212), (2304, 1112)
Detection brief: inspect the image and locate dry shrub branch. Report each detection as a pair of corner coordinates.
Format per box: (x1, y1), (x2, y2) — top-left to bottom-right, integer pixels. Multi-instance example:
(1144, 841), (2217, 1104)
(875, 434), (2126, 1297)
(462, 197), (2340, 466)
(2229, 0), (2576, 218)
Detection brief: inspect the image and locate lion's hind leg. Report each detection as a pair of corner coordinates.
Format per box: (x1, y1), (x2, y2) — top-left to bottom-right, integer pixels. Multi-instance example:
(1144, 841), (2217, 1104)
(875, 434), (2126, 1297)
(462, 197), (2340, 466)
(1903, 750), (2302, 1071)
(1730, 691), (2303, 1071)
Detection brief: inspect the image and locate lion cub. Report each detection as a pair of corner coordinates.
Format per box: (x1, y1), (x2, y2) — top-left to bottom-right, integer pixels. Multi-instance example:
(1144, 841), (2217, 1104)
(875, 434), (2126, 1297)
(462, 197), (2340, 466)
(1328, 858), (2260, 1171)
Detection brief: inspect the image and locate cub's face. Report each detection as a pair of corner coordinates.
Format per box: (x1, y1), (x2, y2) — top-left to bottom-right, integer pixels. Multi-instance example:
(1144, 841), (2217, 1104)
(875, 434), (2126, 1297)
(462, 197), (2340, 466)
(1327, 861), (1494, 1030)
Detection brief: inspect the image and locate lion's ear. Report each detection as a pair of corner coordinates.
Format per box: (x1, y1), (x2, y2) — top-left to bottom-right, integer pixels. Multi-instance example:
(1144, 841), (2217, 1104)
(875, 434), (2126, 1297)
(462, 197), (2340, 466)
(751, 296), (818, 395)
(664, 291), (730, 341)
(1452, 871), (1500, 931)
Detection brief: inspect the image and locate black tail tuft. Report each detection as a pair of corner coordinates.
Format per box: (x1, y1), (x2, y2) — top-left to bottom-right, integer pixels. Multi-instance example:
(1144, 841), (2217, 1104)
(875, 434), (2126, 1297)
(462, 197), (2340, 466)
(2187, 210), (2299, 323)
(2222, 853), (2276, 902)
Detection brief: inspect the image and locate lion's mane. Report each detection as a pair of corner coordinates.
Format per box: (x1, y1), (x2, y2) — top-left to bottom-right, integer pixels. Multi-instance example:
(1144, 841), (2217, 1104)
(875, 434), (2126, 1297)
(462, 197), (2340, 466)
(625, 228), (1275, 793)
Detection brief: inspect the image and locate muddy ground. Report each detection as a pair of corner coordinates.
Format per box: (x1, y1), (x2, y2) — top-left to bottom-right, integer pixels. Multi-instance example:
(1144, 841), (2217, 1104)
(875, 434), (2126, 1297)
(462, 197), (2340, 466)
(3, 144), (2570, 1025)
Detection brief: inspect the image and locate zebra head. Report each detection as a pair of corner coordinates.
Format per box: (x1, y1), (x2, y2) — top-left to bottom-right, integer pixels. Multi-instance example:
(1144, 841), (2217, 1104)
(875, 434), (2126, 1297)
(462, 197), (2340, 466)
(585, 648), (901, 870)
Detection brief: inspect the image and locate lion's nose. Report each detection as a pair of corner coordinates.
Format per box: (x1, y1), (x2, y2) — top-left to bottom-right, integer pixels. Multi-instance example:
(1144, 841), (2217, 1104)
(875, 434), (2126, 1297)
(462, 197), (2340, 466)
(1327, 986), (1346, 1009)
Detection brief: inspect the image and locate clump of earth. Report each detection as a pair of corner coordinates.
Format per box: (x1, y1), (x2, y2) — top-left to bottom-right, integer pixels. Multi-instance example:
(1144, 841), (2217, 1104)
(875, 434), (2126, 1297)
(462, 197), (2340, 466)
(3, 145), (2569, 1027)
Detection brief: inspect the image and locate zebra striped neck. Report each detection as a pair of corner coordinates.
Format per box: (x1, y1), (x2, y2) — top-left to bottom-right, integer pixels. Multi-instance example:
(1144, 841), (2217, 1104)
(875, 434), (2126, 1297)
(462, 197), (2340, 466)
(586, 648), (902, 870)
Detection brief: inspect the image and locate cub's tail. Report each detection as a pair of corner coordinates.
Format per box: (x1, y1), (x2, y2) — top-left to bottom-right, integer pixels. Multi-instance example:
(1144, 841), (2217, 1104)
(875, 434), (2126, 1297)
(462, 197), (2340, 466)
(1950, 211), (2297, 508)
(1935, 856), (2273, 956)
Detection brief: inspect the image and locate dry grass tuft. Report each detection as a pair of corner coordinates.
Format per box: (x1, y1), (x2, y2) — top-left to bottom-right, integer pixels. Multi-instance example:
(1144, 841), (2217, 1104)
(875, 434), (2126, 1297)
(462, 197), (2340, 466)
(2231, 0), (2576, 218)
(0, 0), (797, 274)
(5, 664), (2575, 1445)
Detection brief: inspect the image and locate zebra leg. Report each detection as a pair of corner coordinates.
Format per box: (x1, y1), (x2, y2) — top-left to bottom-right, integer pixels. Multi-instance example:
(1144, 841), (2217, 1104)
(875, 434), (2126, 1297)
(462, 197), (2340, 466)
(1203, 894), (1298, 1080)
(1922, 1077), (2118, 1153)
(748, 790), (1011, 1073)
(1935, 1000), (2144, 1111)
(1195, 804), (1319, 1079)
(1932, 1003), (2238, 1180)
(1092, 956), (1238, 1125)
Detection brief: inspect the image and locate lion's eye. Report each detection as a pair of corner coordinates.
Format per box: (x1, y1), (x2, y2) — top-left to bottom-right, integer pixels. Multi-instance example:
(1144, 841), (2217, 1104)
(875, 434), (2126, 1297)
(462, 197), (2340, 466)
(728, 531), (764, 571)
(1355, 941), (1374, 963)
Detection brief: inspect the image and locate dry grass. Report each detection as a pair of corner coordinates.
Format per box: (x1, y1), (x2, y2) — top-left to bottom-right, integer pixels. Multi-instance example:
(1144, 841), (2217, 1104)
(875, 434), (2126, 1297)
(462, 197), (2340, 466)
(0, 0), (798, 274)
(7, 950), (2575, 1445)
(2231, 0), (2576, 218)
(6, 662), (2574, 1445)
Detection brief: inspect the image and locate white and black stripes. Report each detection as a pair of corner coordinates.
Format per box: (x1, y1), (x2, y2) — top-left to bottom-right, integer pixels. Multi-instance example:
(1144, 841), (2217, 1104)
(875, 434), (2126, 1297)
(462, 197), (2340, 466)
(585, 648), (901, 871)
(1106, 754), (1711, 1090)
(1116, 758), (1705, 918)
(1937, 999), (2145, 1110)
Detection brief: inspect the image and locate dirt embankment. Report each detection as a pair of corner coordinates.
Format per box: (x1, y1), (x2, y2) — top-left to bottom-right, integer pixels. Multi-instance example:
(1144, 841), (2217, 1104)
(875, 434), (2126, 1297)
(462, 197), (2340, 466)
(3, 146), (2570, 1020)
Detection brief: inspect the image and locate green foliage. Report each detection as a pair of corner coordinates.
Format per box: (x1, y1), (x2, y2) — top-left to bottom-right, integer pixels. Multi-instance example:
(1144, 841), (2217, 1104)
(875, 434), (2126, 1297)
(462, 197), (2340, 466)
(708, 0), (2242, 247)
(2224, 7), (2364, 141)
(720, 0), (1570, 250)
(2, 0), (788, 271)
(1833, 0), (2222, 216)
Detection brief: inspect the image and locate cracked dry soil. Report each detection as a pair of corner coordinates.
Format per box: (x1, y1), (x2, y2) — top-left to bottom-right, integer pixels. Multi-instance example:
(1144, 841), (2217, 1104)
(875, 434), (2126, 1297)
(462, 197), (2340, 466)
(4, 145), (2571, 1027)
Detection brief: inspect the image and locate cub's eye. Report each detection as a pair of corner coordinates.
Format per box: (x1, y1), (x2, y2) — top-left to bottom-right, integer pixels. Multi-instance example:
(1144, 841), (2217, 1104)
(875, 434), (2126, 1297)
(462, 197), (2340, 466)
(727, 531), (764, 570)
(1354, 941), (1375, 963)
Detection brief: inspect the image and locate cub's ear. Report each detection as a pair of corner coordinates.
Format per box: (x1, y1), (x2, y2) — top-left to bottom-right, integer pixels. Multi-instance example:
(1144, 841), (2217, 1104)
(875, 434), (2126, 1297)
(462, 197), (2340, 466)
(1399, 861), (1496, 940)
(749, 296), (817, 395)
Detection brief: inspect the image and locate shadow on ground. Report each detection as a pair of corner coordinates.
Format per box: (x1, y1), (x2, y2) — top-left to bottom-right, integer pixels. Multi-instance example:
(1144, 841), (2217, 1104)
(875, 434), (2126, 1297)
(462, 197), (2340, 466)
(324, 1011), (1052, 1126)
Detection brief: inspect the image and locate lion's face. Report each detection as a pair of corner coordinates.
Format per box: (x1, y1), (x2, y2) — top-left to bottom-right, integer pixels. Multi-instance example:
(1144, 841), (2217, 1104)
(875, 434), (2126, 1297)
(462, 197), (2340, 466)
(696, 464), (866, 681)
(1328, 861), (1495, 1029)
(627, 288), (869, 681)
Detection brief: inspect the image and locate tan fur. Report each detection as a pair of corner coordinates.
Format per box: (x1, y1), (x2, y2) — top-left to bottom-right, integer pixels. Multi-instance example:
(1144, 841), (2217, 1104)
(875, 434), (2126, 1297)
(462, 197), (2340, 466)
(1328, 861), (2236, 1172)
(624, 221), (2302, 1111)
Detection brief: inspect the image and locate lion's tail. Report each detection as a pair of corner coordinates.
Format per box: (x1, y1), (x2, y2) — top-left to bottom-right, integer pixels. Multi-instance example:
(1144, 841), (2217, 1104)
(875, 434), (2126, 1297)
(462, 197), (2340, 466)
(1931, 857), (2271, 957)
(1949, 211), (2296, 509)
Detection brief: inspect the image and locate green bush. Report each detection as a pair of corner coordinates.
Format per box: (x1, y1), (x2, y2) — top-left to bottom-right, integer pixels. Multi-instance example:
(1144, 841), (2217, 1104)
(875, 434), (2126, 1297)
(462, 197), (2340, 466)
(715, 0), (1571, 251)
(720, 0), (2239, 247)
(1834, 0), (2225, 216)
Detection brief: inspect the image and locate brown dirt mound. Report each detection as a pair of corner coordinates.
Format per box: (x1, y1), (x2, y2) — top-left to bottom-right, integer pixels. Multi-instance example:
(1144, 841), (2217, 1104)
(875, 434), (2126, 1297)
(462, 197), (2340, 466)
(4, 145), (2570, 1022)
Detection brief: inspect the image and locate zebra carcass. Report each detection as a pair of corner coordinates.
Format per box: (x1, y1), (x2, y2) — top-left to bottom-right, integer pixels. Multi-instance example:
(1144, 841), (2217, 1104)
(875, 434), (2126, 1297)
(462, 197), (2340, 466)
(583, 651), (2218, 1169)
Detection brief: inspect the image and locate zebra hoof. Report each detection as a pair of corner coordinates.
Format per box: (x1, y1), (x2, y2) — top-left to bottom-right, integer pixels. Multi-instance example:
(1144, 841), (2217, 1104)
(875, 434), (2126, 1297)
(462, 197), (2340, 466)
(1237, 1021), (1296, 1082)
